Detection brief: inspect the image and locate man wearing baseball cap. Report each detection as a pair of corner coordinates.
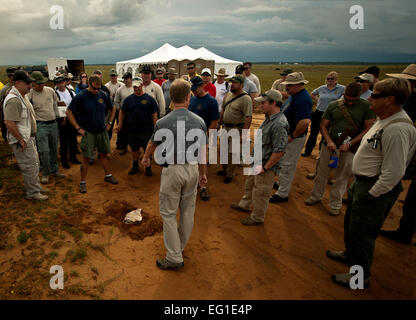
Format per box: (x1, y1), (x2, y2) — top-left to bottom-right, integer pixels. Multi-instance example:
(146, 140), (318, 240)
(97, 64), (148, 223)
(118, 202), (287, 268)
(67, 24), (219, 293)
(105, 69), (123, 140)
(355, 73), (374, 100)
(235, 64), (258, 105)
(270, 72), (312, 203)
(161, 68), (177, 113)
(231, 89), (289, 226)
(3, 71), (48, 200)
(0, 67), (17, 141)
(27, 71), (65, 184)
(116, 77), (158, 176)
(360, 66), (380, 90)
(243, 62), (261, 95)
(141, 65), (166, 117)
(201, 68), (216, 98)
(271, 69), (292, 101)
(114, 72), (134, 155)
(153, 67), (166, 87)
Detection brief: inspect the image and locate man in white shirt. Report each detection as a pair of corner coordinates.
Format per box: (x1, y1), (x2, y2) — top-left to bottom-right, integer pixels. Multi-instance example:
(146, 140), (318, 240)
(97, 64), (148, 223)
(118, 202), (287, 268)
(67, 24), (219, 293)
(140, 65), (166, 117)
(243, 62), (261, 94)
(105, 69), (123, 140)
(326, 78), (416, 289)
(213, 68), (230, 112)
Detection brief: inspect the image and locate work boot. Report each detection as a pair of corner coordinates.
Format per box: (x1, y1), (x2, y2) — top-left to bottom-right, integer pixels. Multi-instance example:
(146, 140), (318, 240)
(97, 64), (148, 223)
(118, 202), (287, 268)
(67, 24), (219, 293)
(62, 160), (70, 169)
(41, 175), (49, 184)
(328, 208), (340, 216)
(242, 216), (263, 226)
(70, 157), (81, 164)
(156, 258), (184, 270)
(230, 203), (250, 212)
(26, 193), (48, 201)
(217, 170), (226, 176)
(79, 182), (87, 194)
(128, 166), (139, 175)
(52, 172), (66, 179)
(89, 159), (95, 165)
(273, 182), (279, 190)
(326, 250), (349, 264)
(379, 230), (412, 245)
(224, 177), (233, 184)
(200, 188), (209, 201)
(104, 175), (119, 184)
(331, 273), (370, 289)
(301, 152), (311, 157)
(305, 197), (321, 206)
(145, 166), (153, 177)
(269, 194), (288, 203)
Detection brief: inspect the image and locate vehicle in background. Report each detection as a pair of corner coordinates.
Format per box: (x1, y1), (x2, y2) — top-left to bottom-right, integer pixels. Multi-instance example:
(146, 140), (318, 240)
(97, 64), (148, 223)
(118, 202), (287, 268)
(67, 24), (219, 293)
(46, 58), (85, 80)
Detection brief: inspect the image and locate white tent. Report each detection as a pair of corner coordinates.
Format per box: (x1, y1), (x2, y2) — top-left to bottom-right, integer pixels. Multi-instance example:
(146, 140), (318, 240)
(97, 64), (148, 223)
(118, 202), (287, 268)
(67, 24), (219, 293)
(116, 43), (242, 78)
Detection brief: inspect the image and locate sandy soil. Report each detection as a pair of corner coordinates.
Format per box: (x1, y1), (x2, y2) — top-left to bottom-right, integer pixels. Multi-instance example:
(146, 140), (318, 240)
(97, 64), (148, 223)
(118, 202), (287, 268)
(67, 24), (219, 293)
(0, 113), (415, 300)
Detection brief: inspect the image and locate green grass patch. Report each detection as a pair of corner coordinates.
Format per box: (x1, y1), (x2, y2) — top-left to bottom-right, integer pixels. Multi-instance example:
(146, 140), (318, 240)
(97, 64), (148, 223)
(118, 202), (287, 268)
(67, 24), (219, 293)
(17, 231), (29, 244)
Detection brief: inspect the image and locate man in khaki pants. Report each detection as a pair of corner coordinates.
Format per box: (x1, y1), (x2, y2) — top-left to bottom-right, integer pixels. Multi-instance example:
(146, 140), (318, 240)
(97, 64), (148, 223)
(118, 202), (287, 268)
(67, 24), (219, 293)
(231, 89), (289, 225)
(142, 79), (208, 270)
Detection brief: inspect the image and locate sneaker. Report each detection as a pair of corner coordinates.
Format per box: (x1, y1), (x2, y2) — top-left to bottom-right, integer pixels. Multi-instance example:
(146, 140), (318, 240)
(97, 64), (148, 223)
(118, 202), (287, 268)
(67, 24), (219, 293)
(119, 149), (127, 155)
(242, 216), (264, 226)
(306, 173), (316, 180)
(326, 250), (349, 265)
(269, 194), (288, 203)
(145, 167), (152, 177)
(79, 182), (87, 193)
(217, 170), (226, 176)
(104, 175), (119, 184)
(328, 208), (340, 216)
(224, 177), (233, 184)
(273, 182), (279, 190)
(230, 203), (250, 212)
(379, 230), (412, 245)
(305, 197), (321, 206)
(128, 166), (139, 175)
(156, 258), (184, 270)
(331, 273), (369, 289)
(301, 152), (311, 157)
(200, 188), (209, 201)
(52, 172), (66, 179)
(26, 193), (48, 201)
(41, 175), (49, 184)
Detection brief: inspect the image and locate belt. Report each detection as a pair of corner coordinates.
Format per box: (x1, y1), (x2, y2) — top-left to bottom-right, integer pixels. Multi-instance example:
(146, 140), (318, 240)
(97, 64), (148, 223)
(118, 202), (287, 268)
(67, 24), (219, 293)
(224, 123), (245, 128)
(36, 120), (56, 124)
(355, 175), (379, 182)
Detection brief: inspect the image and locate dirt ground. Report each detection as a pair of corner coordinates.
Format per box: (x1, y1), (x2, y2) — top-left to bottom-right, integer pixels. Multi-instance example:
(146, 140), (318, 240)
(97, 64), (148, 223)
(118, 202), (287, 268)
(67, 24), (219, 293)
(0, 113), (415, 300)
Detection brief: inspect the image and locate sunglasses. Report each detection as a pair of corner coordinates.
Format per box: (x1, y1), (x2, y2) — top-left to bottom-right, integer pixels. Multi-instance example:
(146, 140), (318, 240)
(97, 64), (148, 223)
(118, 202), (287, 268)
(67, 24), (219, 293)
(57, 80), (65, 84)
(327, 77), (335, 80)
(370, 92), (391, 99)
(156, 72), (163, 75)
(355, 79), (367, 83)
(81, 76), (87, 78)
(344, 97), (359, 103)
(90, 85), (101, 91)
(187, 67), (194, 70)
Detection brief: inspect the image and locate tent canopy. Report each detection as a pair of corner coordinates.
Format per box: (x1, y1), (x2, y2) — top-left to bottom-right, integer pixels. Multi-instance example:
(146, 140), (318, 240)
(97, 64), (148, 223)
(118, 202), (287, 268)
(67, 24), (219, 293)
(116, 43), (241, 78)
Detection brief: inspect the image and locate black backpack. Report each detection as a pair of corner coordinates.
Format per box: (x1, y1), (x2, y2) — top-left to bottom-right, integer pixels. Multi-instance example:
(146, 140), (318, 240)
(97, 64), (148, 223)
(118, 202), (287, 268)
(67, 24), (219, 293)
(213, 79), (229, 91)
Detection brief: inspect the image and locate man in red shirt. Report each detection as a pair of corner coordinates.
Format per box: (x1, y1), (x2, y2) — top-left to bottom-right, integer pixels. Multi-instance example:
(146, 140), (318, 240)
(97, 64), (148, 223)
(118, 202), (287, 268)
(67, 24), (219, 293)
(201, 68), (216, 98)
(153, 67), (166, 86)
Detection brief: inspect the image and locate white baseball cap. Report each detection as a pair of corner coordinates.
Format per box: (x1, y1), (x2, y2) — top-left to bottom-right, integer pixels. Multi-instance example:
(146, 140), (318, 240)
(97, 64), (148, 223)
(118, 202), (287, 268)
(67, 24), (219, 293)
(201, 68), (212, 76)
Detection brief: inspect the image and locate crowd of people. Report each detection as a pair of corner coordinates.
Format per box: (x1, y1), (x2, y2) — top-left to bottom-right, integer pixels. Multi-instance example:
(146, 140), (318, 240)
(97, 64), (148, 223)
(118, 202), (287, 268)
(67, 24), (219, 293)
(0, 61), (415, 289)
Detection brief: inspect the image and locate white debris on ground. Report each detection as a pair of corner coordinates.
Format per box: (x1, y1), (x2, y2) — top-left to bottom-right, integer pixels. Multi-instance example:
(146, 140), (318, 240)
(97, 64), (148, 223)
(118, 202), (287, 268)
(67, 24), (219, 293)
(123, 209), (143, 224)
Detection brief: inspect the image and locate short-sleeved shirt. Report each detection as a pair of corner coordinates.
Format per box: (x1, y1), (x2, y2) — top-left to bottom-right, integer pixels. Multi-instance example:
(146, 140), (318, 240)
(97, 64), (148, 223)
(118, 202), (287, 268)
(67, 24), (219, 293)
(322, 98), (375, 142)
(243, 78), (257, 95)
(153, 78), (165, 86)
(67, 89), (113, 134)
(222, 92), (253, 124)
(189, 94), (220, 129)
(258, 111), (289, 173)
(203, 82), (216, 98)
(161, 79), (173, 110)
(403, 91), (416, 123)
(311, 84), (345, 112)
(360, 89), (372, 100)
(214, 81), (229, 112)
(151, 108), (207, 164)
(121, 93), (158, 134)
(105, 81), (123, 103)
(27, 87), (59, 122)
(283, 88), (313, 136)
(114, 85), (134, 110)
(246, 73), (261, 93)
(3, 96), (37, 137)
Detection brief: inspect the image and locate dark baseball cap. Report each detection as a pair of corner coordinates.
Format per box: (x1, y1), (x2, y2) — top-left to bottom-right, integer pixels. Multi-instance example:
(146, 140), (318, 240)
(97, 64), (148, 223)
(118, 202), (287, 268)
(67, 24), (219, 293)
(140, 65), (152, 73)
(122, 72), (132, 79)
(6, 67), (17, 76)
(359, 66), (380, 77)
(235, 65), (246, 75)
(190, 76), (203, 91)
(13, 70), (35, 84)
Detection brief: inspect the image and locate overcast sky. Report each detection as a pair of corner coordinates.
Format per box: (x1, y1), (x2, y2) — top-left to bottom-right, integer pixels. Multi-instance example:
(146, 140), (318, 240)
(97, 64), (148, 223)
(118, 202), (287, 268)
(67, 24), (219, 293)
(0, 0), (414, 65)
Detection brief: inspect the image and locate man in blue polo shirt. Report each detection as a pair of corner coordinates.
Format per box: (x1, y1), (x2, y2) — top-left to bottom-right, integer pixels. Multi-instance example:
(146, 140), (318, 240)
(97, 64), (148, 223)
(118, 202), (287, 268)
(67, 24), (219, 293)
(116, 77), (158, 176)
(189, 76), (220, 201)
(270, 72), (312, 203)
(66, 75), (118, 193)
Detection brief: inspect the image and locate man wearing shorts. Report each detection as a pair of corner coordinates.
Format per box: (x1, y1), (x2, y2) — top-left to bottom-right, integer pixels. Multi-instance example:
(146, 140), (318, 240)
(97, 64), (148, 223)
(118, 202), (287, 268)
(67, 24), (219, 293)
(66, 75), (118, 193)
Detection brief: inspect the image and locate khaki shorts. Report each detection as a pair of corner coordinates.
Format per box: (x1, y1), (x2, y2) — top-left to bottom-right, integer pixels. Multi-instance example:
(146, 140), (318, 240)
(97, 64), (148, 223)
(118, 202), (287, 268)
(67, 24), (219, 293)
(80, 130), (110, 159)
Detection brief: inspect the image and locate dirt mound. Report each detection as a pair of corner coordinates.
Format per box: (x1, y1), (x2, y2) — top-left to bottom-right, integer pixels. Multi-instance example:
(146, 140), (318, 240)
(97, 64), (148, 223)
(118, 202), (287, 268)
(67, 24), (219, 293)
(103, 200), (163, 240)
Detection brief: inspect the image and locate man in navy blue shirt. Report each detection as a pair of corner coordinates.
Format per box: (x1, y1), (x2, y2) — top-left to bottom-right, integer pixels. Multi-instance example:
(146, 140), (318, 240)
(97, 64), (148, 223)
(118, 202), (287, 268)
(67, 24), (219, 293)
(270, 72), (312, 203)
(189, 76), (220, 201)
(66, 75), (118, 193)
(116, 77), (158, 176)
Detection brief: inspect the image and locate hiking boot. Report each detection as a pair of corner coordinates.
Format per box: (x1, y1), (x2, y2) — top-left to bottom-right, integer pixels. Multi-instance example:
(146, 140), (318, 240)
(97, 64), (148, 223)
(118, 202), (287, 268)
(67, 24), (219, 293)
(331, 273), (370, 289)
(62, 160), (70, 169)
(41, 175), (49, 184)
(200, 188), (209, 201)
(306, 173), (316, 180)
(301, 152), (311, 157)
(328, 178), (335, 185)
(89, 159), (95, 165)
(26, 193), (48, 201)
(224, 177), (233, 184)
(128, 166), (139, 175)
(269, 194), (288, 203)
(104, 175), (119, 184)
(52, 172), (66, 179)
(326, 250), (349, 264)
(79, 182), (87, 193)
(145, 166), (153, 177)
(305, 197), (321, 206)
(273, 182), (279, 190)
(217, 170), (226, 176)
(379, 230), (412, 245)
(156, 258), (184, 270)
(119, 149), (127, 155)
(328, 208), (340, 216)
(231, 203), (250, 212)
(242, 216), (263, 226)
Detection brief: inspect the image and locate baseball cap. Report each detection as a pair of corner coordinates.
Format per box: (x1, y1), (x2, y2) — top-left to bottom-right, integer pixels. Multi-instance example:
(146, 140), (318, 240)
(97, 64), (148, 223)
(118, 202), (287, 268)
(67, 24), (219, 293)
(140, 65), (152, 73)
(132, 77), (144, 87)
(30, 71), (48, 84)
(93, 69), (103, 75)
(67, 73), (73, 79)
(280, 68), (293, 76)
(359, 66), (380, 77)
(167, 67), (177, 75)
(54, 75), (65, 83)
(190, 76), (203, 91)
(355, 73), (374, 83)
(235, 65), (246, 75)
(6, 67), (17, 76)
(201, 68), (211, 76)
(122, 72), (132, 79)
(109, 69), (118, 76)
(255, 89), (283, 103)
(230, 75), (245, 83)
(13, 70), (35, 84)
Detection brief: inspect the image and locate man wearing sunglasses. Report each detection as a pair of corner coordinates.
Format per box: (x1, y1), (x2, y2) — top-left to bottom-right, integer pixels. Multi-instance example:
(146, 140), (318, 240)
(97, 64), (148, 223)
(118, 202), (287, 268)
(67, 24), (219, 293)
(153, 67), (166, 87)
(305, 82), (375, 216)
(327, 78), (416, 288)
(186, 62), (200, 80)
(66, 75), (118, 193)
